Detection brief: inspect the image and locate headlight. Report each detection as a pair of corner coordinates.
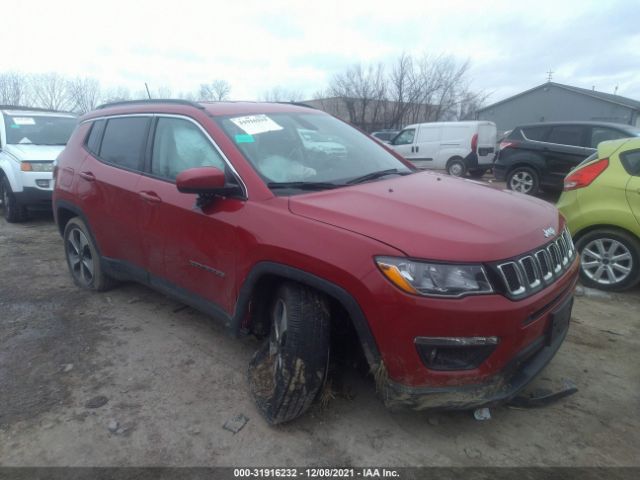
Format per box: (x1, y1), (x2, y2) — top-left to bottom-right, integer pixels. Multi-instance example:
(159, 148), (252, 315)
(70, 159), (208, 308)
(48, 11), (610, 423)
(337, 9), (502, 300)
(21, 161), (54, 172)
(375, 256), (493, 297)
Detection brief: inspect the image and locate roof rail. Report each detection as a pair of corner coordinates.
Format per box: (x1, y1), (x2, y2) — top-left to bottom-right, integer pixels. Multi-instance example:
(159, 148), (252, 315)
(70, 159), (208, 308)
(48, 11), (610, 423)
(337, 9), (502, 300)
(275, 101), (316, 110)
(96, 99), (205, 110)
(0, 104), (75, 114)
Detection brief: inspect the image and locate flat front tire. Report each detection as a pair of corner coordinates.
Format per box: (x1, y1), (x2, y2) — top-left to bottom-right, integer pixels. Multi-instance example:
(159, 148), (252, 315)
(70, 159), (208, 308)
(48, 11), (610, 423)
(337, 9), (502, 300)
(63, 217), (116, 291)
(575, 229), (640, 291)
(248, 282), (330, 424)
(1, 177), (27, 223)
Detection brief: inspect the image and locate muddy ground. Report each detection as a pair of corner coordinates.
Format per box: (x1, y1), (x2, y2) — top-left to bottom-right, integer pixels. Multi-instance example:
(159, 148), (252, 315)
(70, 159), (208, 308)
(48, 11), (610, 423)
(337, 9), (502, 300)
(1, 209), (639, 467)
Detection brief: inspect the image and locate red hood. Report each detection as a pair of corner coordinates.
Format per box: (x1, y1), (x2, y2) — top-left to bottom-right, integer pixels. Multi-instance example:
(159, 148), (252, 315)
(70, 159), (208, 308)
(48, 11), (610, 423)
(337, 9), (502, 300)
(288, 171), (563, 262)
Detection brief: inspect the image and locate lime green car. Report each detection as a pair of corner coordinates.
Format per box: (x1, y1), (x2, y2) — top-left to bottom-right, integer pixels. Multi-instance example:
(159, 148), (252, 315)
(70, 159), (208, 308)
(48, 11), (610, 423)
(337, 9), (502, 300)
(557, 137), (640, 291)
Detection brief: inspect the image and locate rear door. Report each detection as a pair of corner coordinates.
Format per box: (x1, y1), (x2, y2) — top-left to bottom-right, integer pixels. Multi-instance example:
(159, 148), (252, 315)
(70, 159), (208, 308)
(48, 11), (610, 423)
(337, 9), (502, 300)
(137, 115), (243, 317)
(78, 116), (150, 276)
(477, 123), (497, 164)
(621, 149), (640, 226)
(543, 124), (589, 185)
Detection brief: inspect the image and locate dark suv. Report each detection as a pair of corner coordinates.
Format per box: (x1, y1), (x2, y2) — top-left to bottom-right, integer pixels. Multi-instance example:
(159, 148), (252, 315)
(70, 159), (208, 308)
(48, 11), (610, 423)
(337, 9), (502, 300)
(53, 100), (578, 424)
(494, 121), (640, 195)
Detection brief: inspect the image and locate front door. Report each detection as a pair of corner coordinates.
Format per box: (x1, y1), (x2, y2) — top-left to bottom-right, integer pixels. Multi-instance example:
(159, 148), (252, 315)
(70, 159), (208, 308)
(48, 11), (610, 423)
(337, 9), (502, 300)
(390, 127), (418, 164)
(139, 115), (243, 318)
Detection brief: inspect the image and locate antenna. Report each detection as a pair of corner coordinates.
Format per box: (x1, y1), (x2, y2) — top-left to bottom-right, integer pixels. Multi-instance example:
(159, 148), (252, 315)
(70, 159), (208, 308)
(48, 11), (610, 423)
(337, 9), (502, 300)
(546, 70), (554, 82)
(145, 83), (152, 99)
(614, 85), (619, 95)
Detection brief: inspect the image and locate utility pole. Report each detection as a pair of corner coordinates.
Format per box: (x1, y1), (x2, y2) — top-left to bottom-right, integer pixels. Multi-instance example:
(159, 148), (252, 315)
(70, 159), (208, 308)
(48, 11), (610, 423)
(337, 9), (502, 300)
(546, 70), (554, 82)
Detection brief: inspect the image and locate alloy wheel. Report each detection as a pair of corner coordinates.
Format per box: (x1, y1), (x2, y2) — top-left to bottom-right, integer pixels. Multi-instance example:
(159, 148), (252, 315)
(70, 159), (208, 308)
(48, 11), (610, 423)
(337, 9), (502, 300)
(581, 238), (633, 286)
(66, 227), (95, 287)
(509, 171), (534, 193)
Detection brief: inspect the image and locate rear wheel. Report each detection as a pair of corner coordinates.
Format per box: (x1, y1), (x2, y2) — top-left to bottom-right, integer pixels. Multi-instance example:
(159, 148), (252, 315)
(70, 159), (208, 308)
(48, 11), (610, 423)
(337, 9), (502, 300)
(63, 217), (117, 291)
(507, 166), (539, 195)
(575, 229), (640, 291)
(1, 177), (28, 223)
(248, 282), (330, 424)
(446, 157), (466, 177)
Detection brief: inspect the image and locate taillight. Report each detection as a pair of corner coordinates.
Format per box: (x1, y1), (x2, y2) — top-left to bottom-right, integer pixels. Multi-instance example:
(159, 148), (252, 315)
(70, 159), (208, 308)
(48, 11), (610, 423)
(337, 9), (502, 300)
(499, 140), (518, 150)
(564, 158), (609, 191)
(471, 133), (478, 153)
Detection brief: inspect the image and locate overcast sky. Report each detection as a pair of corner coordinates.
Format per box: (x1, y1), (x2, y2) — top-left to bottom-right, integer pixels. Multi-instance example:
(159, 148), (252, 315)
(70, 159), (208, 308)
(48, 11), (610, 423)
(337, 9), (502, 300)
(3, 0), (639, 104)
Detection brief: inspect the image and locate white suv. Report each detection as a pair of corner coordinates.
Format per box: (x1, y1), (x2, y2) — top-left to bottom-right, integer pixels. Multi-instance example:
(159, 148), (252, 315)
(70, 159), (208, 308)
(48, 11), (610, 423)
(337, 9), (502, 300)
(0, 107), (76, 222)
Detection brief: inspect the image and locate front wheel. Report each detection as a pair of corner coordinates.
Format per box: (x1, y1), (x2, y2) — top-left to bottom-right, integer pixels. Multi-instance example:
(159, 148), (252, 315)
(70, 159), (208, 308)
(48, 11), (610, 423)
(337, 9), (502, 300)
(1, 177), (28, 223)
(575, 229), (640, 291)
(507, 167), (539, 195)
(248, 282), (330, 424)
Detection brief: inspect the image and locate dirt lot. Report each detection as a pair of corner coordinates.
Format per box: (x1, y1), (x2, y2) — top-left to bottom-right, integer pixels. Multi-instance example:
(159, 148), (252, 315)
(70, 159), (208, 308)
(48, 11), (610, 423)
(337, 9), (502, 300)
(1, 209), (639, 467)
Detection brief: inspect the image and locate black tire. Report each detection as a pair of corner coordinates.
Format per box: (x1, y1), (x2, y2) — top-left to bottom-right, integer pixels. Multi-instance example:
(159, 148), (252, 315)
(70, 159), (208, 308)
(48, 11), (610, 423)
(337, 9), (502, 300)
(468, 169), (486, 179)
(575, 229), (640, 292)
(446, 157), (466, 177)
(507, 166), (539, 195)
(248, 281), (330, 424)
(1, 176), (28, 223)
(63, 217), (117, 291)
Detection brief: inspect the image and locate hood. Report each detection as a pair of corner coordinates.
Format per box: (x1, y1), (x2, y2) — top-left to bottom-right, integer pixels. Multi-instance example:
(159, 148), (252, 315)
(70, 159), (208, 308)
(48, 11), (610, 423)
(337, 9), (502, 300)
(3, 144), (65, 161)
(288, 171), (562, 262)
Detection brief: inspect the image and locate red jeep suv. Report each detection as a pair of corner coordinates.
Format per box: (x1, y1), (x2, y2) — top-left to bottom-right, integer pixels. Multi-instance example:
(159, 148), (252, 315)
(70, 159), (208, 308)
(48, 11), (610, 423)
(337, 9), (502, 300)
(53, 100), (579, 424)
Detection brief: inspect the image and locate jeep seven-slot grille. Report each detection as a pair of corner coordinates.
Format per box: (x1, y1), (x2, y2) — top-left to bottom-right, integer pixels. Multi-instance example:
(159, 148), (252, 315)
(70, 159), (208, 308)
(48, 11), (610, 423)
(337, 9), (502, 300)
(495, 228), (575, 299)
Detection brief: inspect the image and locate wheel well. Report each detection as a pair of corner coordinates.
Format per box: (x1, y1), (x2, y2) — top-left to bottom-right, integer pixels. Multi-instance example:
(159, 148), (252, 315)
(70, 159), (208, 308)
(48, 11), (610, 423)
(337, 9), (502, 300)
(573, 224), (640, 245)
(246, 274), (369, 372)
(56, 207), (77, 236)
(506, 162), (540, 178)
(446, 156), (464, 167)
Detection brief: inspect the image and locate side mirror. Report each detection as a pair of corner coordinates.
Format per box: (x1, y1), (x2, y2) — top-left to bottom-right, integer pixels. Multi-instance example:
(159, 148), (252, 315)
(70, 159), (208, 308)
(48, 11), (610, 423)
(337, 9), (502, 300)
(176, 167), (227, 194)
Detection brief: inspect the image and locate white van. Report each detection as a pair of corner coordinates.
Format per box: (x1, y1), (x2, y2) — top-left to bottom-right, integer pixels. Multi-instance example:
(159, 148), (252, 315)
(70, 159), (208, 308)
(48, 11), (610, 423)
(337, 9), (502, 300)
(389, 121), (497, 177)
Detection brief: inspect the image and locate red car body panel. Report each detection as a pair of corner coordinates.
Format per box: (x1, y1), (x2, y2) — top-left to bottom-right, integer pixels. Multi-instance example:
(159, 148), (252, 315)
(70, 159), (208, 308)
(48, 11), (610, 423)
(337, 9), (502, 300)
(53, 101), (578, 407)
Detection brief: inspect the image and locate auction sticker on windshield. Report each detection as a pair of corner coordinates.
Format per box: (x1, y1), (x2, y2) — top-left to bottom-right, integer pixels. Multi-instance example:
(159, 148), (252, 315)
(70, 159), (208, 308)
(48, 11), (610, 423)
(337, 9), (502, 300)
(230, 114), (283, 135)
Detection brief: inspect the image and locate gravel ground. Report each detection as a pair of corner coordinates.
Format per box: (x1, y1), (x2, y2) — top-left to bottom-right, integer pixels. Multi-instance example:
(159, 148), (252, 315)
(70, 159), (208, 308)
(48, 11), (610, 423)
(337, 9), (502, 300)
(0, 207), (639, 467)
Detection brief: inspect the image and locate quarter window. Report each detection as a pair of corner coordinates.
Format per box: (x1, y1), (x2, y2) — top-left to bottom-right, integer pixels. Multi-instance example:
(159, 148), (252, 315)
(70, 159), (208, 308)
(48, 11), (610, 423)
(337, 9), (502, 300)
(99, 117), (150, 170)
(151, 117), (225, 180)
(621, 150), (640, 176)
(85, 119), (105, 155)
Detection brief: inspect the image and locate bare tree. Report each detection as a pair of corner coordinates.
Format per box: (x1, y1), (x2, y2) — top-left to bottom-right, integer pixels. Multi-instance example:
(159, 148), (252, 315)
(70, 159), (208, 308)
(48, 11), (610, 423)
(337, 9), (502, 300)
(101, 86), (132, 104)
(0, 72), (29, 106)
(260, 86), (303, 102)
(199, 80), (231, 101)
(30, 73), (73, 111)
(68, 77), (101, 113)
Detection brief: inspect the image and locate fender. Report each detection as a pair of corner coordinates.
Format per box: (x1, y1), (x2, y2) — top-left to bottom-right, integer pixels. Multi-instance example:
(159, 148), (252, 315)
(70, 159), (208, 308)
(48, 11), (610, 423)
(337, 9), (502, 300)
(231, 261), (382, 370)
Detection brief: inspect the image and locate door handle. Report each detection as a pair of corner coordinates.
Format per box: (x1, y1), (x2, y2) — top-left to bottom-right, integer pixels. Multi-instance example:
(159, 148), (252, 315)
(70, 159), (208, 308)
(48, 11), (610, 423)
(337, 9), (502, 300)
(79, 171), (95, 182)
(411, 146), (415, 153)
(138, 191), (162, 204)
(415, 146), (419, 153)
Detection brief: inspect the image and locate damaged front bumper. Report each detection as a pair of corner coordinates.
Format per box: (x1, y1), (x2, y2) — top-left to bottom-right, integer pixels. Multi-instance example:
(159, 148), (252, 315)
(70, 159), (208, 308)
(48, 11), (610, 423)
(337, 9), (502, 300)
(381, 296), (573, 411)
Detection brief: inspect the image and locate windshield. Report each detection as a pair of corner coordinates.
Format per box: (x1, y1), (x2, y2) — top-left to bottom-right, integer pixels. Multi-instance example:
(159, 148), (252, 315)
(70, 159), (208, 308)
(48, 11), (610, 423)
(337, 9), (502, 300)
(3, 113), (77, 145)
(217, 112), (411, 190)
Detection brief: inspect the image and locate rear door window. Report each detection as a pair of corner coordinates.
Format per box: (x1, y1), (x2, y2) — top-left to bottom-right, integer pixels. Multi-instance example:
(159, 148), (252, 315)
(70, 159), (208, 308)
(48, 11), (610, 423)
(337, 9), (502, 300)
(85, 119), (106, 155)
(590, 127), (630, 148)
(99, 117), (150, 171)
(521, 126), (550, 141)
(547, 125), (587, 147)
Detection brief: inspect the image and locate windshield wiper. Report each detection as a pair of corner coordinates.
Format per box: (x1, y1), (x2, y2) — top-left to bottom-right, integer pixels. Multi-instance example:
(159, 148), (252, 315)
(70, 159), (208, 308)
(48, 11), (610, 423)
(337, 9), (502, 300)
(267, 181), (345, 191)
(346, 168), (411, 185)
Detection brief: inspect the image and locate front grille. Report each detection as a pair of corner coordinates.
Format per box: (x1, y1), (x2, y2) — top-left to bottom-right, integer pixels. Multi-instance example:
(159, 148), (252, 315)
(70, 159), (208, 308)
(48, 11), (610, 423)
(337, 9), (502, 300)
(495, 227), (576, 299)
